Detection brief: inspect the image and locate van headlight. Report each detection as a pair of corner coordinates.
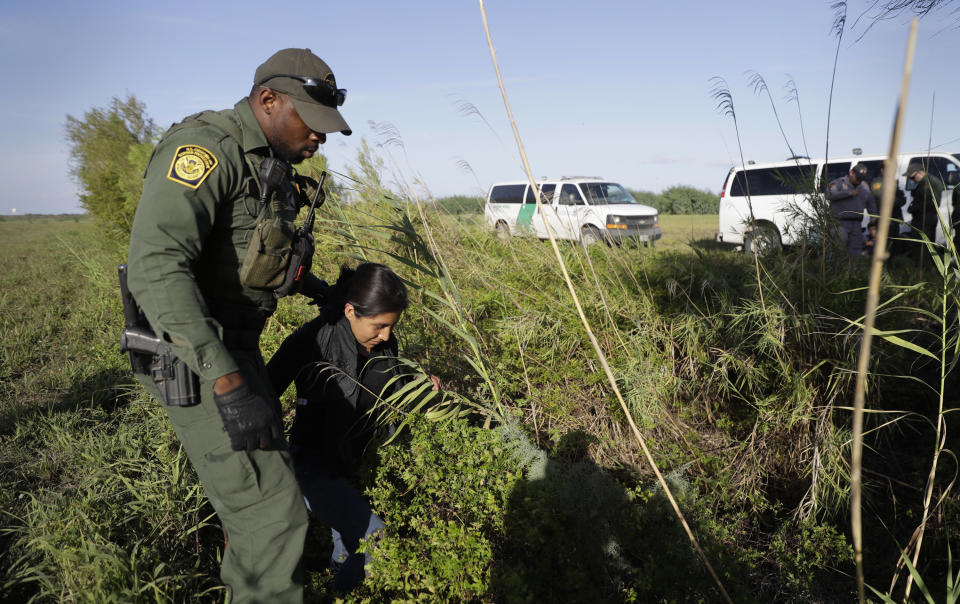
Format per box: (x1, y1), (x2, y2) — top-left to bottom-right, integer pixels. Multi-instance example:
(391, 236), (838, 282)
(606, 214), (626, 229)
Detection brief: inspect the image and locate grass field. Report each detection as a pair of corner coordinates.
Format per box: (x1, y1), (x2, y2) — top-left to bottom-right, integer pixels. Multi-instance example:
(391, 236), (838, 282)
(1, 209), (958, 602)
(658, 213), (720, 249)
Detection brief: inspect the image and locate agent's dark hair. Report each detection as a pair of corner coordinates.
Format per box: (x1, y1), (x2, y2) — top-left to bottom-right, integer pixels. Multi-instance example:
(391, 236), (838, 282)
(330, 263), (408, 317)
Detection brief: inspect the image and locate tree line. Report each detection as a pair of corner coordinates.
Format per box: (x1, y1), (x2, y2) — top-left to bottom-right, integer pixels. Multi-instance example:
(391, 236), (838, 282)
(65, 95), (720, 232)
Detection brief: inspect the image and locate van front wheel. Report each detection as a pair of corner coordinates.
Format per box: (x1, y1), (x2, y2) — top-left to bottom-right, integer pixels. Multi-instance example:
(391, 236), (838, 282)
(580, 226), (603, 247)
(495, 221), (511, 240)
(743, 225), (782, 256)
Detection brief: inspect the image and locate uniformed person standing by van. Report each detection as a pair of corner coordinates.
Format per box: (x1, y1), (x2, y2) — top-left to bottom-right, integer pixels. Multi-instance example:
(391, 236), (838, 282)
(827, 162), (877, 259)
(126, 48), (351, 603)
(868, 163), (907, 256)
(904, 162), (944, 266)
(952, 182), (960, 255)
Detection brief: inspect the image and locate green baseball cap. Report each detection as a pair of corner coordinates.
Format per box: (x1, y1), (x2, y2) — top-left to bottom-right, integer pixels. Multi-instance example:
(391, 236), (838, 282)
(903, 162), (923, 177)
(254, 48), (352, 136)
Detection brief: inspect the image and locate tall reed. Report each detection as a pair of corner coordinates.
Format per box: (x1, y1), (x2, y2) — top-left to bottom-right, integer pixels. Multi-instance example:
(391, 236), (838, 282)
(479, 1), (732, 600)
(850, 18), (917, 603)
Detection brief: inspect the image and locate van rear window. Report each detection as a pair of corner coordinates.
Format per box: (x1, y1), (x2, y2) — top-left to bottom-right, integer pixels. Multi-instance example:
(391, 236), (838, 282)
(820, 162), (852, 188)
(729, 165), (815, 197)
(524, 184), (556, 204)
(489, 184), (526, 204)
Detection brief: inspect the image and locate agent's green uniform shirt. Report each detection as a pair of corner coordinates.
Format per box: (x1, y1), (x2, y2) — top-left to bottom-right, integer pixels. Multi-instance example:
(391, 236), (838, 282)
(128, 98), (276, 381)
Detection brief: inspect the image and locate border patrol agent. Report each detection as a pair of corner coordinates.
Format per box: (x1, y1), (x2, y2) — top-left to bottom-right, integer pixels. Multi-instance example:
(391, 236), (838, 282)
(904, 162), (945, 266)
(868, 163), (908, 256)
(827, 162), (877, 259)
(127, 49), (351, 603)
(953, 180), (960, 254)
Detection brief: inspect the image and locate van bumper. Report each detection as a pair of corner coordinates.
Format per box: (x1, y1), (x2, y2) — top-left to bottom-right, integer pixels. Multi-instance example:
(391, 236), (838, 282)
(604, 226), (663, 243)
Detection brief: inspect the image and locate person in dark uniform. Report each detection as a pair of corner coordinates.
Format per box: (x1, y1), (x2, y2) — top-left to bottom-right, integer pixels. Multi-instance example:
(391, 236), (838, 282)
(126, 48), (351, 604)
(868, 162), (908, 256)
(267, 263), (440, 593)
(826, 162), (877, 259)
(953, 181), (960, 256)
(904, 162), (945, 267)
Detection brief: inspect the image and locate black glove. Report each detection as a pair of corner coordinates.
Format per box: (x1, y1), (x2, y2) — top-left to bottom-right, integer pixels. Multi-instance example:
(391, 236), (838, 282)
(298, 274), (331, 307)
(293, 174), (321, 207)
(213, 384), (282, 451)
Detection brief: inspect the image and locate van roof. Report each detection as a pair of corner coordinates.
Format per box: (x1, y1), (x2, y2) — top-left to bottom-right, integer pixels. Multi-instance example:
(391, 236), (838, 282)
(729, 151), (958, 172)
(489, 177), (611, 187)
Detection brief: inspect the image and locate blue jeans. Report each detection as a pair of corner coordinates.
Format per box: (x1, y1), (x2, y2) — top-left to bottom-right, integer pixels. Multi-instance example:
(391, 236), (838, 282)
(290, 446), (384, 592)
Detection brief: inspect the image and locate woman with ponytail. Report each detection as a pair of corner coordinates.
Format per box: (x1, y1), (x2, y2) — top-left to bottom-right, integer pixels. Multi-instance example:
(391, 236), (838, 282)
(267, 262), (439, 593)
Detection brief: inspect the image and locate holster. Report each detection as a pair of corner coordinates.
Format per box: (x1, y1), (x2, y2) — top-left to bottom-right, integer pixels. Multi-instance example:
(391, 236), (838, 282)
(118, 265), (201, 407)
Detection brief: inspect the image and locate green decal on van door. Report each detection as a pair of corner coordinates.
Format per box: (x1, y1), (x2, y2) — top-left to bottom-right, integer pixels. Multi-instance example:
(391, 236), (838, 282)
(517, 203), (535, 226)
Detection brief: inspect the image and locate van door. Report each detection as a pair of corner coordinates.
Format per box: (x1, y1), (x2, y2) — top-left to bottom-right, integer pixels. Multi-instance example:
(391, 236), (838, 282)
(488, 183), (528, 234)
(524, 183), (557, 238)
(553, 183), (586, 239)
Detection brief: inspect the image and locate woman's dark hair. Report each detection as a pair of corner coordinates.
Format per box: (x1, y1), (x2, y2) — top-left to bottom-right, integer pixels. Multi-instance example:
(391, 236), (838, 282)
(330, 263), (408, 317)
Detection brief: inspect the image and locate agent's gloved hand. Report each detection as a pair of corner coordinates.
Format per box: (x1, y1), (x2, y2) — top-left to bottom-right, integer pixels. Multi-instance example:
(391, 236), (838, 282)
(299, 274), (330, 307)
(293, 174), (323, 207)
(213, 384), (282, 451)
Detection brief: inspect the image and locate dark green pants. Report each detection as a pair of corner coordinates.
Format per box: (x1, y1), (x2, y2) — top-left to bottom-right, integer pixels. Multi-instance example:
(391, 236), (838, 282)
(145, 348), (307, 603)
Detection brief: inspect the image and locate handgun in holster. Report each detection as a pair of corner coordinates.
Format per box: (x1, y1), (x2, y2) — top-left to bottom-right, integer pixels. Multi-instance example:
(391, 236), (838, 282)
(118, 264), (200, 407)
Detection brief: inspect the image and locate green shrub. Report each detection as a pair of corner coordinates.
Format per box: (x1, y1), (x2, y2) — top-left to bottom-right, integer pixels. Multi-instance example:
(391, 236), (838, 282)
(494, 454), (721, 603)
(65, 95), (159, 236)
(361, 416), (524, 601)
(768, 518), (853, 599)
(627, 186), (720, 215)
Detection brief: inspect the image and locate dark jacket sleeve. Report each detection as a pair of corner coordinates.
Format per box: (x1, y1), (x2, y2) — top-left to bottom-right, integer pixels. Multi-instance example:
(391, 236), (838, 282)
(953, 186), (960, 224)
(267, 316), (325, 396)
(827, 177), (854, 202)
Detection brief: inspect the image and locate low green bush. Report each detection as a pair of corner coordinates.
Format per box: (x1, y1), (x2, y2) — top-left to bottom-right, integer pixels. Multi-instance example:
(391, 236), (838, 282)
(296, 409), (524, 601)
(628, 186), (720, 215)
(361, 416), (524, 601)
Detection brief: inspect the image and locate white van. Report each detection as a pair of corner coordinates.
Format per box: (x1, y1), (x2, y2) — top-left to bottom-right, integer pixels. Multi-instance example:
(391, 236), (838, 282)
(716, 152), (960, 252)
(484, 177), (661, 246)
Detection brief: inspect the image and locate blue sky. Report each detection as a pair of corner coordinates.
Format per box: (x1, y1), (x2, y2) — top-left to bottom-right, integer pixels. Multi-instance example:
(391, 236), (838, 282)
(1, 1), (957, 214)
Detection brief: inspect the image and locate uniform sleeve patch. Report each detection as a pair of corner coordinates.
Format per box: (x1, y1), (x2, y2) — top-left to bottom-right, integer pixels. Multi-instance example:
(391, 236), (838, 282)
(166, 145), (218, 189)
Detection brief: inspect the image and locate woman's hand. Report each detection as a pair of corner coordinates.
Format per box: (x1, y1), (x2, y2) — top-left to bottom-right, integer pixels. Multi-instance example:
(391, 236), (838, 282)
(429, 374), (442, 391)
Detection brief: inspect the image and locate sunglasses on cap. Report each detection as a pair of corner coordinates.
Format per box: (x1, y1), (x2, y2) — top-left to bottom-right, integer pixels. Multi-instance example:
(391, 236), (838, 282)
(255, 74), (347, 107)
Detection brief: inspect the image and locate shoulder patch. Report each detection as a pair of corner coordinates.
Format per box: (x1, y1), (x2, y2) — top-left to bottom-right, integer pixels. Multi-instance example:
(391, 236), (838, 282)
(166, 145), (218, 189)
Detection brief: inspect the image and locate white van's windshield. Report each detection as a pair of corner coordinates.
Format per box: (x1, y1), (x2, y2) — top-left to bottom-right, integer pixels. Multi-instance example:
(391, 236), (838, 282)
(580, 182), (636, 205)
